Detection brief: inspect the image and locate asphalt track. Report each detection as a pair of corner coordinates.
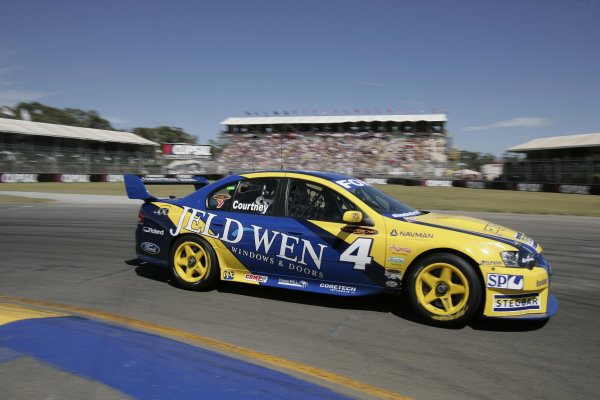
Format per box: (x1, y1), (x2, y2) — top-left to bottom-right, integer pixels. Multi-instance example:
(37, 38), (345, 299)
(0, 196), (599, 399)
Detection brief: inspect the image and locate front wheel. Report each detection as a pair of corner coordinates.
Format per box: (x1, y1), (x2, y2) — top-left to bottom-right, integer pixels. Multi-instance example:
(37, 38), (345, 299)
(406, 253), (482, 327)
(169, 235), (219, 291)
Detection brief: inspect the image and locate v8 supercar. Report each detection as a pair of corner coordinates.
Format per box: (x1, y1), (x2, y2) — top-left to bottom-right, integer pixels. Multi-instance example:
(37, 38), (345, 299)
(125, 171), (557, 327)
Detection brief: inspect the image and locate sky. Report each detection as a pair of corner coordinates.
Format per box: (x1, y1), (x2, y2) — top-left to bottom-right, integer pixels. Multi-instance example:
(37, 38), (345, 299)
(1, 0), (599, 155)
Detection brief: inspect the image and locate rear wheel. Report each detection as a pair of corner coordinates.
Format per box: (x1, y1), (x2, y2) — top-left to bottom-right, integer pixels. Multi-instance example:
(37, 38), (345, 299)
(406, 253), (482, 327)
(170, 236), (219, 291)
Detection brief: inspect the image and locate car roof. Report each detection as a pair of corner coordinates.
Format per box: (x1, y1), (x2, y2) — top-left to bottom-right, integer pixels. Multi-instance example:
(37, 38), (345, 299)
(241, 170), (352, 182)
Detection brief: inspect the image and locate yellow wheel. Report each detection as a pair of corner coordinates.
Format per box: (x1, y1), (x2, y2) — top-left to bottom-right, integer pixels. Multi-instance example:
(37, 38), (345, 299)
(407, 253), (482, 326)
(170, 236), (219, 290)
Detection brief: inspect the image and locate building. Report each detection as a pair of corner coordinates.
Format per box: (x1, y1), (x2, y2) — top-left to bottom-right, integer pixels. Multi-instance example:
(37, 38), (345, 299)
(505, 132), (600, 184)
(217, 113), (449, 177)
(0, 117), (159, 175)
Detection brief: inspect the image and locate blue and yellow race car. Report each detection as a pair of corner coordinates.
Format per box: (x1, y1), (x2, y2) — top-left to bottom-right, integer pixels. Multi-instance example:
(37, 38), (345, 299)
(125, 171), (557, 327)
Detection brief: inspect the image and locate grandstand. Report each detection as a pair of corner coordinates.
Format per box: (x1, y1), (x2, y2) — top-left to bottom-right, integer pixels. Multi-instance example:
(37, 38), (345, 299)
(504, 132), (600, 184)
(0, 118), (159, 174)
(217, 114), (448, 177)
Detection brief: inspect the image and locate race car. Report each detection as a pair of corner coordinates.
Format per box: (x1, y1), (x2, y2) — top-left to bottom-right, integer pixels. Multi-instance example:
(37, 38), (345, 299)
(125, 171), (557, 327)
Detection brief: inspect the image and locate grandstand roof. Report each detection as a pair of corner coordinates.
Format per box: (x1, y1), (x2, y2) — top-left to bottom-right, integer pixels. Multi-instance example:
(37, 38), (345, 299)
(221, 114), (447, 125)
(508, 132), (600, 152)
(0, 117), (159, 146)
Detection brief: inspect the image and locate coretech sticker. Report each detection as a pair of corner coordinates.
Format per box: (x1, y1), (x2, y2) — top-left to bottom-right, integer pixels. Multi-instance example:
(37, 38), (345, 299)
(493, 293), (541, 312)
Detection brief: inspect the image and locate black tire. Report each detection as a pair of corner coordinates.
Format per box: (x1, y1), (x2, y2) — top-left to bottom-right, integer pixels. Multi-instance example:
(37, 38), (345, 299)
(169, 235), (219, 291)
(406, 253), (482, 327)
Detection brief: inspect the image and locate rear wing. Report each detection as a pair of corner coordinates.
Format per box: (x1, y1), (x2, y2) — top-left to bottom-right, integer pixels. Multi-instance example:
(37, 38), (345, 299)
(124, 175), (209, 201)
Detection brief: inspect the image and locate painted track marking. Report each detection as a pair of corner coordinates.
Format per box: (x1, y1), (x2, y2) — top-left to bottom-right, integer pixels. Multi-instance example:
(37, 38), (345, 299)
(0, 295), (411, 400)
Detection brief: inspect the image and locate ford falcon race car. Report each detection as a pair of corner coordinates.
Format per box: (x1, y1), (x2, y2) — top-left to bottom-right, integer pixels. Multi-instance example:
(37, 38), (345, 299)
(125, 171), (557, 327)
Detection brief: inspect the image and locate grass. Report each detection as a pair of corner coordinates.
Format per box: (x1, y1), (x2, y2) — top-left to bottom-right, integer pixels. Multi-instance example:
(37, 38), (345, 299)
(1, 182), (599, 216)
(377, 185), (600, 216)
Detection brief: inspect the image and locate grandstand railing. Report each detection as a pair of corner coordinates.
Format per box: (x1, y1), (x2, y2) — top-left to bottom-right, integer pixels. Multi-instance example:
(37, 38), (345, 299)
(0, 145), (162, 174)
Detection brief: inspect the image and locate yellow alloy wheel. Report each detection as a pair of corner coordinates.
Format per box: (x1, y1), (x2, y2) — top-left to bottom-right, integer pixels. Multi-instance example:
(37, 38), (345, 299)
(173, 241), (210, 283)
(415, 262), (469, 316)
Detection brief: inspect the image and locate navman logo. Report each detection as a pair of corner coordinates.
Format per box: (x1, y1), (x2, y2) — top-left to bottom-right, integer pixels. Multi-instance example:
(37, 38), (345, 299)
(487, 274), (524, 290)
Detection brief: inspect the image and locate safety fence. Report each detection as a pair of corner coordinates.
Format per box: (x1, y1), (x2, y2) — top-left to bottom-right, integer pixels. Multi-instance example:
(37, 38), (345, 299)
(2, 173), (599, 195)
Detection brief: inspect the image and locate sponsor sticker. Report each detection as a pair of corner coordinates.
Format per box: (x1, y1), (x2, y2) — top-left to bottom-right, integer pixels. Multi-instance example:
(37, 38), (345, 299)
(388, 256), (405, 264)
(389, 244), (411, 254)
(536, 278), (548, 287)
(277, 279), (308, 288)
(390, 229), (398, 237)
(493, 293), (541, 312)
(335, 178), (368, 190)
(143, 227), (164, 235)
(398, 231), (433, 239)
(386, 280), (398, 288)
(156, 208), (169, 216)
(480, 260), (503, 266)
(483, 223), (506, 235)
(486, 274), (524, 290)
(340, 226), (378, 235)
(385, 269), (402, 280)
(141, 242), (160, 255)
(391, 211), (421, 218)
(223, 270), (235, 280)
(515, 232), (537, 248)
(212, 194), (231, 208)
(319, 283), (356, 294)
(244, 274), (268, 283)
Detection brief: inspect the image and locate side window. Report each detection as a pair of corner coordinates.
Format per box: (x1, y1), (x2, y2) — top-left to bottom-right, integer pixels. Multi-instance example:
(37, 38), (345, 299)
(207, 182), (239, 211)
(287, 179), (355, 221)
(230, 178), (280, 215)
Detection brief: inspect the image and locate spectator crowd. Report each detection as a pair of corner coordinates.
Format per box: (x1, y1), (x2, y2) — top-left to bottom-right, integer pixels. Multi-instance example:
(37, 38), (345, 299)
(216, 132), (447, 177)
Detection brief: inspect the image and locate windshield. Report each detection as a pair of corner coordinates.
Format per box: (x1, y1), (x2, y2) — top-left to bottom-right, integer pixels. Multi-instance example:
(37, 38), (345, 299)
(349, 185), (420, 216)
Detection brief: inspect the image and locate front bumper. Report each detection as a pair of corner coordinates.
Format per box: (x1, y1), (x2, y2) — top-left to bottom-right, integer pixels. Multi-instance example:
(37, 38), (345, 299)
(481, 254), (557, 320)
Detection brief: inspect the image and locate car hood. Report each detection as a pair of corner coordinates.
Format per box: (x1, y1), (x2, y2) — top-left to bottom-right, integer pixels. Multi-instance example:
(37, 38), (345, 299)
(386, 211), (542, 253)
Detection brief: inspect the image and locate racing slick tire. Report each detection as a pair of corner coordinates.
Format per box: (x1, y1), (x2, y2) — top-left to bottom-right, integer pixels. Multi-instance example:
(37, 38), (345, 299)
(169, 235), (220, 291)
(406, 253), (482, 327)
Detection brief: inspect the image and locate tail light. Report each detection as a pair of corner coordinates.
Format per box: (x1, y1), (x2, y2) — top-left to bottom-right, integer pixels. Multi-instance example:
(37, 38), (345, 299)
(137, 210), (144, 224)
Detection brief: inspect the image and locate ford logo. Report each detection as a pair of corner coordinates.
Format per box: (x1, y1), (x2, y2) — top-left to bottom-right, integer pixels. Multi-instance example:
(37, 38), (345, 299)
(141, 242), (160, 254)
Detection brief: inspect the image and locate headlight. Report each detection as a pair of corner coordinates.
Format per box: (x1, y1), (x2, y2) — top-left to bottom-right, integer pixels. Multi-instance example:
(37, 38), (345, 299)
(500, 251), (537, 269)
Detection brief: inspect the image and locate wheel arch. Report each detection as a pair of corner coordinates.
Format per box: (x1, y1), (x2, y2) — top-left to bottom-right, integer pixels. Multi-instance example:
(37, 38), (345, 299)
(403, 248), (484, 288)
(168, 233), (221, 259)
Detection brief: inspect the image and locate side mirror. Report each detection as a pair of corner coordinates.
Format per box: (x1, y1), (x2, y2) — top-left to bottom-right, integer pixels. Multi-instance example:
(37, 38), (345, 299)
(343, 211), (363, 224)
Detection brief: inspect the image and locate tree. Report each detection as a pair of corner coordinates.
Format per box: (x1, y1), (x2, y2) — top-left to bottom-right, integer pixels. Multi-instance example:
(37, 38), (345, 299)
(131, 126), (197, 144)
(12, 102), (114, 129)
(458, 150), (496, 171)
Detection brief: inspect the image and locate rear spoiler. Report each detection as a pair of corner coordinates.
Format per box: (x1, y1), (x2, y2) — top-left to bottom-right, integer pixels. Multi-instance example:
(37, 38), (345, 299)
(124, 175), (209, 201)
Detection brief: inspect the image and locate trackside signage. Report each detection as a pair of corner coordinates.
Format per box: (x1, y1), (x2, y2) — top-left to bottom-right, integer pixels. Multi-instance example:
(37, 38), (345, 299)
(162, 144), (211, 159)
(0, 173), (38, 183)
